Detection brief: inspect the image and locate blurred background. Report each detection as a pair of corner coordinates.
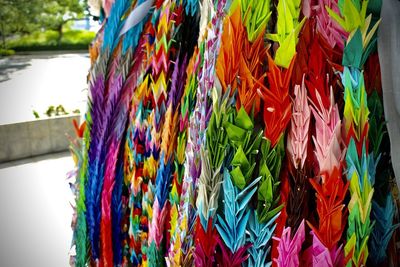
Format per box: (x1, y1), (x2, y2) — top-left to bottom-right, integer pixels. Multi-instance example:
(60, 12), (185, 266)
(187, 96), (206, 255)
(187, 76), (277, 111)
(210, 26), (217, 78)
(0, 0), (100, 124)
(0, 1), (97, 266)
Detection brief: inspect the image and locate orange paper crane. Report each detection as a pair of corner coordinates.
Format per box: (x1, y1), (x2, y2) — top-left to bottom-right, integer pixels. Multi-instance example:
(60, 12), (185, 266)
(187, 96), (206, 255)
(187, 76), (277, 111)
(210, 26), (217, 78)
(237, 33), (267, 115)
(309, 167), (348, 250)
(257, 53), (294, 147)
(216, 6), (267, 115)
(216, 7), (242, 95)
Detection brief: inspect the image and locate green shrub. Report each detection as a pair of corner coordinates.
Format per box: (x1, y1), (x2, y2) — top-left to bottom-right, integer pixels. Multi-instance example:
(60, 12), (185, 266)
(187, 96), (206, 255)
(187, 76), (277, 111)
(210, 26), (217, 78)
(11, 44), (90, 52)
(0, 48), (15, 56)
(7, 29), (96, 51)
(7, 31), (59, 47)
(62, 30), (96, 45)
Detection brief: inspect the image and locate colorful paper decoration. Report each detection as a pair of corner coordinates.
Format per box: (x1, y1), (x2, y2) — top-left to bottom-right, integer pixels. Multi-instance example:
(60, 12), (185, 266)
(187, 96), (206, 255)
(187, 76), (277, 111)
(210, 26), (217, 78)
(69, 1), (399, 266)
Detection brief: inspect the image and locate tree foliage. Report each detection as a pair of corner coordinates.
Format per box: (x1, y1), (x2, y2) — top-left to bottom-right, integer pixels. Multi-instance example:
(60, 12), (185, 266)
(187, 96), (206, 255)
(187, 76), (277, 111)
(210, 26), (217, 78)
(0, 0), (40, 47)
(41, 0), (88, 31)
(0, 0), (88, 48)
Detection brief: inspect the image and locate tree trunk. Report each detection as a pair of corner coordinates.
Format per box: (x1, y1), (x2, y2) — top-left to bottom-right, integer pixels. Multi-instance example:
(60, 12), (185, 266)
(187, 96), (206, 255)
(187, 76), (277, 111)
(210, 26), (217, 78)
(56, 24), (63, 46)
(1, 34), (6, 49)
(0, 22), (6, 49)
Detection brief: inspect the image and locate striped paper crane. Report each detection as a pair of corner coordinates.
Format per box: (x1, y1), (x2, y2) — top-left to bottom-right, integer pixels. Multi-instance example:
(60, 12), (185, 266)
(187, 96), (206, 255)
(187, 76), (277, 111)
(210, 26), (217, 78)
(146, 0), (180, 265)
(125, 76), (154, 265)
(180, 47), (206, 267)
(164, 54), (189, 265)
(167, 13), (200, 263)
(124, 3), (166, 264)
(85, 0), (133, 263)
(192, 1), (227, 265)
(171, 48), (201, 266)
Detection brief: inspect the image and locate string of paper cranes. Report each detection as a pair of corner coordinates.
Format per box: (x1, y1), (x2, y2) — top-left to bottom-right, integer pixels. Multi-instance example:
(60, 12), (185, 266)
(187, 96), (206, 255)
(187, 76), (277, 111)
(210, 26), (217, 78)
(69, 0), (399, 266)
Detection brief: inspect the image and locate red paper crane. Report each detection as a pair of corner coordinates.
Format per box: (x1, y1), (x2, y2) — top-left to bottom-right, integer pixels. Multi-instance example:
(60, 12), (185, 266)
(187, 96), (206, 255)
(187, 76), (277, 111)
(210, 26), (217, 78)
(257, 53), (294, 147)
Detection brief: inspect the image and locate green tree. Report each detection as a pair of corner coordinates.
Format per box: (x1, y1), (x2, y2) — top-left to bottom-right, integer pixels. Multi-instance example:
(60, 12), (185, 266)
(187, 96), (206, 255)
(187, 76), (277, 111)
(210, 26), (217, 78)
(41, 0), (88, 44)
(0, 0), (42, 48)
(0, 0), (88, 48)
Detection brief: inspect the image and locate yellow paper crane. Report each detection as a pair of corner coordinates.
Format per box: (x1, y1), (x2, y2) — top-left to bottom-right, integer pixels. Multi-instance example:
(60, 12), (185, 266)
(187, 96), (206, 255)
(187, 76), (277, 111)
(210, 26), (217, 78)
(266, 0), (305, 68)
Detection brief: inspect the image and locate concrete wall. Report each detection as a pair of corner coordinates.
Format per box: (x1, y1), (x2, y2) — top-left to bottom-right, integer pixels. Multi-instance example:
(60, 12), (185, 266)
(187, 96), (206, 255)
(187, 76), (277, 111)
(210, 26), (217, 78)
(0, 115), (80, 163)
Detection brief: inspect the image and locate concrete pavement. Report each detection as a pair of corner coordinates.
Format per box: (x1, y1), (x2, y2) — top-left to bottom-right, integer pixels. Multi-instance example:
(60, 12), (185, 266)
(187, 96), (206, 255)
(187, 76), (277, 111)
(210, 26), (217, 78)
(0, 52), (89, 125)
(0, 152), (74, 267)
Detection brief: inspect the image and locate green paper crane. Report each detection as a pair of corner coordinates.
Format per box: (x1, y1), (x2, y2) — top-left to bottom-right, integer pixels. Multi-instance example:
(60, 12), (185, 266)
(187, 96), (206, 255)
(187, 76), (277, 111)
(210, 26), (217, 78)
(256, 137), (285, 224)
(266, 0), (305, 68)
(344, 139), (376, 267)
(223, 106), (263, 189)
(230, 0), (272, 42)
(327, 0), (381, 68)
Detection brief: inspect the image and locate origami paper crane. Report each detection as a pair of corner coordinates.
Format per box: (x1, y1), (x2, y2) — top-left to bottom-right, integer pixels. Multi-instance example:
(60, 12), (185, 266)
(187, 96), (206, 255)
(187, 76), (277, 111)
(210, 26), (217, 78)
(266, 0), (305, 68)
(273, 220), (306, 267)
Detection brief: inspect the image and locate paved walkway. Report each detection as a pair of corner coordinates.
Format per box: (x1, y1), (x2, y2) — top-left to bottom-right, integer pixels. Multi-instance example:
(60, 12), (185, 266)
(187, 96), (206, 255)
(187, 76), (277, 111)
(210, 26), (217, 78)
(0, 52), (89, 125)
(0, 152), (74, 267)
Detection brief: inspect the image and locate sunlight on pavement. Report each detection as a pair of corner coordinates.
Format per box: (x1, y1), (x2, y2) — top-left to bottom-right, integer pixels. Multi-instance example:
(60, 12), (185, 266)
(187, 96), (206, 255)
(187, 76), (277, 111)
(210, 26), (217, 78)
(0, 53), (89, 125)
(0, 153), (74, 267)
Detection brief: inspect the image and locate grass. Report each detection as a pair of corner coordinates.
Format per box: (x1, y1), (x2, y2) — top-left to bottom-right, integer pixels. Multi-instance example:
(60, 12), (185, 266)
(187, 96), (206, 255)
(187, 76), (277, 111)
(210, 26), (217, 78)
(6, 29), (96, 52)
